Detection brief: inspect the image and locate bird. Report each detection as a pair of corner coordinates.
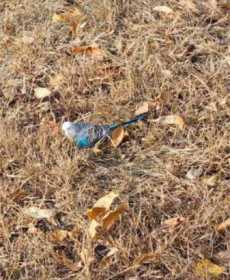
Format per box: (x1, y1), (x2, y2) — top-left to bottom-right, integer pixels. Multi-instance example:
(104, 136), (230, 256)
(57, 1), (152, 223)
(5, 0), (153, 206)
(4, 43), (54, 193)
(62, 113), (148, 149)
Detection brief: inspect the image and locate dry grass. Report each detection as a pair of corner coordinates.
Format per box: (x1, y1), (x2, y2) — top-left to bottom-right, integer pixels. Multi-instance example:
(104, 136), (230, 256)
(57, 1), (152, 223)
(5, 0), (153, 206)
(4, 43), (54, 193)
(0, 0), (230, 279)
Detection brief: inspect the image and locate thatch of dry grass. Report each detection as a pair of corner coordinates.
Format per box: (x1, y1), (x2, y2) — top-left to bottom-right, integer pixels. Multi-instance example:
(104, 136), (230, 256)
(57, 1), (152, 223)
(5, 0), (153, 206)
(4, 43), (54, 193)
(0, 0), (230, 279)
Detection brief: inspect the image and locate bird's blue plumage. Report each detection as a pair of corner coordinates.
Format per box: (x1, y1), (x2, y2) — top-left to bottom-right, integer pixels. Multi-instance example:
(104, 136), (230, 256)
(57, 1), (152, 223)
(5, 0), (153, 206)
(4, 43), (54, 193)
(62, 113), (147, 149)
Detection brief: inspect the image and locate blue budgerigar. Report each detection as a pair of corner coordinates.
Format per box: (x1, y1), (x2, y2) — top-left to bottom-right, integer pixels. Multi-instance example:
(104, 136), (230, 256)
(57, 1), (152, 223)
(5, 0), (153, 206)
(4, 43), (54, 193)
(62, 113), (148, 149)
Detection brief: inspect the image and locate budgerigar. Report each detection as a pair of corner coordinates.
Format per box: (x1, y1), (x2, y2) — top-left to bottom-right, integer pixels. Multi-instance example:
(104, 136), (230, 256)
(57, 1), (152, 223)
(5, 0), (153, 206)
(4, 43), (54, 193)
(62, 113), (147, 149)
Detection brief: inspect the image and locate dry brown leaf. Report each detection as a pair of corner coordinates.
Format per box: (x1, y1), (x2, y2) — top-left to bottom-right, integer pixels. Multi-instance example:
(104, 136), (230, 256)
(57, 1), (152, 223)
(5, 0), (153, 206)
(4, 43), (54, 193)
(162, 216), (185, 228)
(23, 206), (54, 219)
(34, 87), (51, 99)
(202, 175), (218, 187)
(52, 8), (84, 34)
(87, 191), (119, 220)
(48, 230), (70, 243)
(72, 46), (104, 60)
(88, 220), (100, 239)
(158, 115), (185, 130)
(217, 218), (230, 232)
(153, 6), (174, 14)
(135, 102), (149, 116)
(195, 259), (224, 278)
(87, 207), (107, 221)
(102, 203), (128, 231)
(111, 127), (125, 148)
(186, 167), (203, 180)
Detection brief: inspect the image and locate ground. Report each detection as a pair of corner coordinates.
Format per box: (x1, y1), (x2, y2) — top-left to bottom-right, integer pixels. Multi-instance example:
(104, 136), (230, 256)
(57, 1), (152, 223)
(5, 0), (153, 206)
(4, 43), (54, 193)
(0, 0), (230, 279)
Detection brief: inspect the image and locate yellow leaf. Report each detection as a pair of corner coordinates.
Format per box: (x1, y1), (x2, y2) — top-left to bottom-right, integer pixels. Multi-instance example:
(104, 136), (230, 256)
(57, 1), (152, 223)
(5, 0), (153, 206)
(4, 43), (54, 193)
(153, 6), (174, 14)
(217, 218), (230, 232)
(111, 127), (125, 148)
(135, 102), (149, 116)
(88, 220), (100, 239)
(162, 216), (185, 228)
(71, 46), (105, 60)
(195, 259), (224, 278)
(23, 206), (54, 219)
(102, 203), (128, 231)
(159, 115), (185, 130)
(34, 87), (51, 99)
(87, 191), (119, 220)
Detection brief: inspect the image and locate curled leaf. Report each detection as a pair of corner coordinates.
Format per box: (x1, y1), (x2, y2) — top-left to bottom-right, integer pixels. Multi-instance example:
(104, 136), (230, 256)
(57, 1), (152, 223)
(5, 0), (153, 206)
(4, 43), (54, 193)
(158, 115), (185, 130)
(52, 8), (84, 34)
(135, 102), (149, 116)
(48, 230), (70, 243)
(34, 87), (51, 99)
(88, 219), (100, 239)
(87, 191), (119, 220)
(102, 203), (128, 231)
(202, 174), (218, 187)
(186, 167), (203, 180)
(217, 218), (230, 232)
(162, 216), (185, 228)
(195, 259), (224, 278)
(72, 46), (104, 60)
(23, 207), (54, 219)
(111, 127), (125, 148)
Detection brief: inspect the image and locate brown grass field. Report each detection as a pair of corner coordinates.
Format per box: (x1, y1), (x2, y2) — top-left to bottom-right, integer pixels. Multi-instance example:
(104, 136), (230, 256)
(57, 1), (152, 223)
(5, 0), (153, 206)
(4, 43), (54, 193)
(0, 0), (230, 279)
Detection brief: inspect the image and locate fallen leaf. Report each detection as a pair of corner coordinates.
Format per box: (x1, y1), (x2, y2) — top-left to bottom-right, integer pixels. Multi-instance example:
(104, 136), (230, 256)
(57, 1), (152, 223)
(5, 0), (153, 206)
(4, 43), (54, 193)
(87, 191), (119, 220)
(162, 216), (185, 228)
(22, 35), (34, 45)
(186, 167), (203, 180)
(153, 6), (174, 14)
(158, 115), (185, 130)
(48, 230), (70, 243)
(102, 203), (128, 231)
(34, 87), (51, 99)
(135, 102), (149, 116)
(72, 46), (104, 60)
(202, 174), (218, 187)
(111, 127), (125, 148)
(195, 259), (224, 278)
(88, 219), (100, 239)
(217, 218), (230, 232)
(23, 206), (54, 219)
(52, 8), (84, 34)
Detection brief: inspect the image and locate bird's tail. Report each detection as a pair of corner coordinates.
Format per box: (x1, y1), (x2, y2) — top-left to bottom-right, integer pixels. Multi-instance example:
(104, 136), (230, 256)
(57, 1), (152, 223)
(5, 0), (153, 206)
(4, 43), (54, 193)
(110, 113), (148, 130)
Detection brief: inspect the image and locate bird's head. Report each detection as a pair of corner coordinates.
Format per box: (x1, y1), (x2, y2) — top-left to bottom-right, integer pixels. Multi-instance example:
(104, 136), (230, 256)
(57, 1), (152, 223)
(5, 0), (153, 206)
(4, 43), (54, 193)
(62, 121), (77, 139)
